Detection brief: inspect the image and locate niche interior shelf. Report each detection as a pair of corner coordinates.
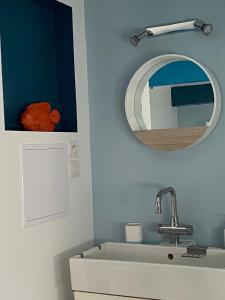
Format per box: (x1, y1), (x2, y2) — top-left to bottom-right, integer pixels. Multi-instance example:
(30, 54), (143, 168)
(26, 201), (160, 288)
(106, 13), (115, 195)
(134, 127), (207, 151)
(0, 0), (77, 132)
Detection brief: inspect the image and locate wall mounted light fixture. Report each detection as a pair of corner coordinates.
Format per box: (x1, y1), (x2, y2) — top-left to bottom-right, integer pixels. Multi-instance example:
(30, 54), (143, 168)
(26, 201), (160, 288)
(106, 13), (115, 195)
(129, 20), (213, 47)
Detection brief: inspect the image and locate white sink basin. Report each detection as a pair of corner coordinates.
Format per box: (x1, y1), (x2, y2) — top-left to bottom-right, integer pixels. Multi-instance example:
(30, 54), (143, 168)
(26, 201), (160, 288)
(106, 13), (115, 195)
(70, 242), (225, 300)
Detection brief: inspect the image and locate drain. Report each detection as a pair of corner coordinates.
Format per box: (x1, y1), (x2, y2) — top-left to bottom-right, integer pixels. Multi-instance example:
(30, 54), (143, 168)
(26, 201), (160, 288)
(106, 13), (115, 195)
(168, 253), (174, 260)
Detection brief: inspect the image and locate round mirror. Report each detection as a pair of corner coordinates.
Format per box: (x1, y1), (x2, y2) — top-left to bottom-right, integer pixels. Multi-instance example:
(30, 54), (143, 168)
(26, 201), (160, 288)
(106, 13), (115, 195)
(125, 54), (221, 151)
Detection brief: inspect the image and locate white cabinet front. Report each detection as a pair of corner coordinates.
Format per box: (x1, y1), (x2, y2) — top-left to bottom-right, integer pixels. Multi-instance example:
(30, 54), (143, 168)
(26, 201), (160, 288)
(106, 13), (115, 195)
(74, 292), (151, 300)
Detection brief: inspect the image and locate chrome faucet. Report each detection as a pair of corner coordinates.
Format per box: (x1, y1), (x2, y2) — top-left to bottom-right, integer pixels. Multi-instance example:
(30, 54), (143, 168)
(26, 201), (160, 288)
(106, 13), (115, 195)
(155, 187), (193, 245)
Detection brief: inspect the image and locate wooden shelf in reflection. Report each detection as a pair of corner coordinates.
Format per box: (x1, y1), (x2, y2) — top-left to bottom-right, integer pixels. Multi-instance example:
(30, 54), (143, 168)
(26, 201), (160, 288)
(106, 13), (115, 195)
(134, 126), (208, 151)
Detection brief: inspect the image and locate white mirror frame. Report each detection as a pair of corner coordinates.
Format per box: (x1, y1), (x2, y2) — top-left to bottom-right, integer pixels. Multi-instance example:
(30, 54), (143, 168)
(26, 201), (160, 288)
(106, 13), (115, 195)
(125, 54), (222, 151)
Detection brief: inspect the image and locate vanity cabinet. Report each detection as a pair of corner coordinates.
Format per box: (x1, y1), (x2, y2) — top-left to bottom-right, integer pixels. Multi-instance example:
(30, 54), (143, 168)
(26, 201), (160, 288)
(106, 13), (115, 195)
(70, 243), (225, 300)
(74, 292), (149, 300)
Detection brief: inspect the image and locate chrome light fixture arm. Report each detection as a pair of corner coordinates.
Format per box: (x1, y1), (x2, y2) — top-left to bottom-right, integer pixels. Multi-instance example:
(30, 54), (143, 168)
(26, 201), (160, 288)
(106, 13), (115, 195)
(129, 20), (213, 47)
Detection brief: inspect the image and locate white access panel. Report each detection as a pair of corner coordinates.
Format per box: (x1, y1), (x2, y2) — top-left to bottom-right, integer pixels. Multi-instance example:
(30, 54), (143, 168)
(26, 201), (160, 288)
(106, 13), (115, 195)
(21, 143), (69, 227)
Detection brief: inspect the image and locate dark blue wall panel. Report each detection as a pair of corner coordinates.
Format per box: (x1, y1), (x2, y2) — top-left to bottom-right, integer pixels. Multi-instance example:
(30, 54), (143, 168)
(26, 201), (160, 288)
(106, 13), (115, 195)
(171, 84), (214, 107)
(0, 0), (77, 132)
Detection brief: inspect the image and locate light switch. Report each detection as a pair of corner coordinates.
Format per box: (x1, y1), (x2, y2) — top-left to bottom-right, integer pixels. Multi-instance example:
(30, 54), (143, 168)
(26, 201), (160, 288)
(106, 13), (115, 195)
(70, 159), (80, 177)
(70, 141), (79, 158)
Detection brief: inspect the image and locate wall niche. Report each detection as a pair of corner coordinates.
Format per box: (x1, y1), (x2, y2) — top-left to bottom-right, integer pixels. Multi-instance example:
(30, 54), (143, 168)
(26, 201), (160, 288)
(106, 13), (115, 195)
(0, 0), (77, 132)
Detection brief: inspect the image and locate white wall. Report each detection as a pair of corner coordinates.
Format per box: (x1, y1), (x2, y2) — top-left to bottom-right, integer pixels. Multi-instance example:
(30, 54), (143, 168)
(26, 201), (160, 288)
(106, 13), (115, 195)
(149, 86), (178, 129)
(141, 83), (151, 129)
(0, 1), (94, 300)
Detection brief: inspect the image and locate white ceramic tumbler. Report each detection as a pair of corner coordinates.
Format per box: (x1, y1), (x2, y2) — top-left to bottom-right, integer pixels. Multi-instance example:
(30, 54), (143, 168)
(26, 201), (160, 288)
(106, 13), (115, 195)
(125, 223), (143, 243)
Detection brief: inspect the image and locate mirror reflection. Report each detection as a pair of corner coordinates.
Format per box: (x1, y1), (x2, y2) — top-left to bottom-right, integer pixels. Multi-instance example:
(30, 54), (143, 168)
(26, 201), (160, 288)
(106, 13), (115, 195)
(131, 58), (217, 151)
(138, 60), (214, 130)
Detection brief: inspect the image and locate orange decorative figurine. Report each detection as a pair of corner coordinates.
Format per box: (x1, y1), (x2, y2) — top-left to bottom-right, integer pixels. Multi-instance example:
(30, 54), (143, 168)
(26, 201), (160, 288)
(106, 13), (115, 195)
(20, 102), (61, 131)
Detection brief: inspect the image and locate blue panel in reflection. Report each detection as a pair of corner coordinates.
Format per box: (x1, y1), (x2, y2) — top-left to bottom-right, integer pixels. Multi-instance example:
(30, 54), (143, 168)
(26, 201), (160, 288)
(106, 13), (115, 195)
(171, 84), (214, 107)
(149, 61), (209, 88)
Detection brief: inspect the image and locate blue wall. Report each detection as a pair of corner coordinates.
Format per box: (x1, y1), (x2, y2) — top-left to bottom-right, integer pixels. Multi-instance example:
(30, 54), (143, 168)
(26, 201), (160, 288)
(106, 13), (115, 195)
(85, 0), (225, 247)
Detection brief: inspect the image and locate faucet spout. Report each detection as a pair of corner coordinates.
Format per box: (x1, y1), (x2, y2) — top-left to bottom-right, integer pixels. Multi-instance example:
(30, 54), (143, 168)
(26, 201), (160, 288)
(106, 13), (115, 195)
(155, 187), (179, 227)
(154, 186), (193, 245)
